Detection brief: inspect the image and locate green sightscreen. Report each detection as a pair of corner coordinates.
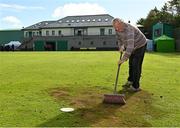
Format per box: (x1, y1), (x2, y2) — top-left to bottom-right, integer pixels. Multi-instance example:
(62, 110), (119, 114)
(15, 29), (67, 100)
(57, 40), (68, 51)
(34, 40), (44, 51)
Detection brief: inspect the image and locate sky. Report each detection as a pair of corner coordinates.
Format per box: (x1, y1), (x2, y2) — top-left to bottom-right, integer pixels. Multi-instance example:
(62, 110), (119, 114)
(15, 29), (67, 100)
(0, 0), (169, 29)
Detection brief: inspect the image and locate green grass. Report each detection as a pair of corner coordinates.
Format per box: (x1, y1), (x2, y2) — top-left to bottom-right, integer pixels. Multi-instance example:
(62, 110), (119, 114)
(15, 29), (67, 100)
(0, 51), (180, 127)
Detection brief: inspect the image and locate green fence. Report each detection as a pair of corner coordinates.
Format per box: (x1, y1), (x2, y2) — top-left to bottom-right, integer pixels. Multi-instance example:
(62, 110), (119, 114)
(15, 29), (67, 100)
(0, 30), (23, 45)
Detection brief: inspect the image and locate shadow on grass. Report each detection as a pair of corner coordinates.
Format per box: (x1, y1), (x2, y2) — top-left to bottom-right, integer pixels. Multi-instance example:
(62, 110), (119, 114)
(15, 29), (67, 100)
(37, 86), (165, 127)
(37, 103), (126, 127)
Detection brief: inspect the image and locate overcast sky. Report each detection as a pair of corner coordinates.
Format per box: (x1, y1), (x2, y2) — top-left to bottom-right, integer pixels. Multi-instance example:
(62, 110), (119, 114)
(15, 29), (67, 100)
(0, 0), (169, 29)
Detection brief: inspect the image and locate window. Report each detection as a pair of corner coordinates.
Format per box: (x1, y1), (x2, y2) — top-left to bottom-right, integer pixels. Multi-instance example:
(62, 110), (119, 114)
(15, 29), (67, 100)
(108, 29), (112, 35)
(105, 18), (108, 22)
(25, 32), (28, 37)
(52, 30), (55, 36)
(77, 30), (82, 36)
(33, 32), (35, 36)
(29, 32), (32, 37)
(100, 28), (105, 36)
(116, 41), (118, 45)
(98, 19), (102, 22)
(103, 41), (106, 45)
(90, 41), (94, 45)
(36, 32), (39, 36)
(58, 30), (62, 36)
(78, 41), (81, 45)
(46, 31), (49, 36)
(154, 29), (161, 37)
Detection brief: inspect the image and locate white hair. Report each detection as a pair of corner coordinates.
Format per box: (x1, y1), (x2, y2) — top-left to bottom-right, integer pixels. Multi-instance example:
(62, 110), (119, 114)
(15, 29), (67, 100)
(112, 18), (125, 24)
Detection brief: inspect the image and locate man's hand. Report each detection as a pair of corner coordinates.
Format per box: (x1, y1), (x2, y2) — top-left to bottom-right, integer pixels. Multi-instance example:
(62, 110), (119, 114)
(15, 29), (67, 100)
(119, 47), (124, 53)
(118, 45), (124, 53)
(119, 48), (123, 53)
(118, 59), (124, 65)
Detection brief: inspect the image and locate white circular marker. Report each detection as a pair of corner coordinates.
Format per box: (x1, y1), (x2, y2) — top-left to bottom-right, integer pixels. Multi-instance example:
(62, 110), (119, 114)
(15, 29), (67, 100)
(60, 108), (74, 112)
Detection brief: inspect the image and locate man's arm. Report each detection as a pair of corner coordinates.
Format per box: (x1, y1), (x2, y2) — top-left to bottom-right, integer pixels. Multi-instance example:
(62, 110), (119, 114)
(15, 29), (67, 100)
(117, 39), (124, 52)
(121, 30), (134, 62)
(116, 33), (124, 52)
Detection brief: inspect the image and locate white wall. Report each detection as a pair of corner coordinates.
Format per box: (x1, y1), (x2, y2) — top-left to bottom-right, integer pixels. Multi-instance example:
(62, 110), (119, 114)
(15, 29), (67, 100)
(24, 30), (40, 37)
(24, 26), (115, 37)
(88, 27), (115, 35)
(41, 28), (73, 36)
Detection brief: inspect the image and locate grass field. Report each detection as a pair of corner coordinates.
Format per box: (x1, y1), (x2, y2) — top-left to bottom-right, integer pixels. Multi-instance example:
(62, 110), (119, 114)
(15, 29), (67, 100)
(0, 51), (180, 127)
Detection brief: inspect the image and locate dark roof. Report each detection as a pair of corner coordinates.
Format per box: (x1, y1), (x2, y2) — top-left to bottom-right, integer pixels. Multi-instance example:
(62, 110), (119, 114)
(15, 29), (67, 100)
(24, 14), (114, 30)
(45, 14), (114, 28)
(23, 21), (56, 30)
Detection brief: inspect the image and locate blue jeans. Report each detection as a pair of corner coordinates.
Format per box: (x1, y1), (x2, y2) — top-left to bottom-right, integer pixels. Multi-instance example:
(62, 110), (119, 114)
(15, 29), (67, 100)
(128, 44), (147, 89)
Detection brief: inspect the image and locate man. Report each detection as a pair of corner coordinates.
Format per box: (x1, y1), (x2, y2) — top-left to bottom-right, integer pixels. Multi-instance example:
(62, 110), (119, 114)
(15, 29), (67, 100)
(112, 18), (147, 92)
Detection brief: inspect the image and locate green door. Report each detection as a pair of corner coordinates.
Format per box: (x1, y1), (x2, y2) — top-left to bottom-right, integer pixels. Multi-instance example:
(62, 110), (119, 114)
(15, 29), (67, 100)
(34, 41), (44, 51)
(57, 40), (68, 51)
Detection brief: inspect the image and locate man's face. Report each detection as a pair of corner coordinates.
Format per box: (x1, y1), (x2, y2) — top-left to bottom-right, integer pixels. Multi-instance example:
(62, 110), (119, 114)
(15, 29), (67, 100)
(113, 21), (123, 32)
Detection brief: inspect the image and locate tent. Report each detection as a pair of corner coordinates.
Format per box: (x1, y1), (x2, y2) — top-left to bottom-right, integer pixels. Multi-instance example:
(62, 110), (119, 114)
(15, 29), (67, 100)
(5, 41), (21, 49)
(155, 35), (175, 52)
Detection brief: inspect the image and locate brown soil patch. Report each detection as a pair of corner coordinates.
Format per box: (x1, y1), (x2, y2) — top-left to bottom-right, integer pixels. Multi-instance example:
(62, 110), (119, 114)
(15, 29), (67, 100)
(47, 87), (161, 126)
(49, 88), (70, 100)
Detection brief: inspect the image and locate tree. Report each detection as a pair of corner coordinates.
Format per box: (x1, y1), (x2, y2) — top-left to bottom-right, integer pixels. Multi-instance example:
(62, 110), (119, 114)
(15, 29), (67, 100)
(161, 3), (168, 12)
(158, 11), (174, 24)
(136, 0), (180, 38)
(168, 0), (180, 16)
(141, 7), (161, 38)
(136, 18), (145, 25)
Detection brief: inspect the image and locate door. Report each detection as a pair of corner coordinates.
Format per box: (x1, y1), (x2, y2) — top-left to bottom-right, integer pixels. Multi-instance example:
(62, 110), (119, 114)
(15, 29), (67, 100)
(34, 40), (44, 51)
(45, 41), (56, 51)
(57, 41), (68, 51)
